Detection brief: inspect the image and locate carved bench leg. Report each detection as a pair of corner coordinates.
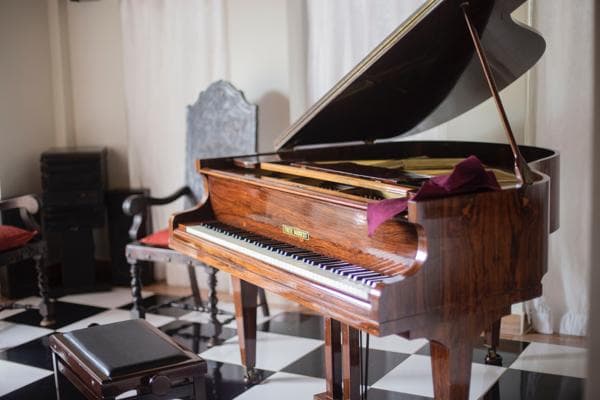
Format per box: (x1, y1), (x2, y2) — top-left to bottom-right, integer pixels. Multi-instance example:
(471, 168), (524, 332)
(231, 277), (260, 384)
(129, 260), (145, 319)
(34, 254), (55, 327)
(484, 319), (503, 366)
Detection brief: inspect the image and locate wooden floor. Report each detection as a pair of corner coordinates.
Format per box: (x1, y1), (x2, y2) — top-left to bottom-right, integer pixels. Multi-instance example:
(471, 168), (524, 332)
(145, 282), (588, 349)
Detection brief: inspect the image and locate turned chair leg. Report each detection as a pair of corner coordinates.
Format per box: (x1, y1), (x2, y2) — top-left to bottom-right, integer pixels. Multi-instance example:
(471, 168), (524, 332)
(34, 254), (55, 327)
(207, 267), (222, 347)
(129, 259), (145, 319)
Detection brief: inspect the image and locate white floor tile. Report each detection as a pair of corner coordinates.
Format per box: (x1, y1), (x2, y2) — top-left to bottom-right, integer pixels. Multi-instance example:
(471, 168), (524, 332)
(362, 332), (428, 354)
(0, 308), (25, 320)
(0, 321), (53, 351)
(234, 372), (326, 400)
(0, 359), (53, 396)
(57, 309), (175, 333)
(0, 297), (43, 320)
(510, 342), (587, 378)
(200, 331), (323, 371)
(371, 354), (506, 399)
(58, 288), (154, 309)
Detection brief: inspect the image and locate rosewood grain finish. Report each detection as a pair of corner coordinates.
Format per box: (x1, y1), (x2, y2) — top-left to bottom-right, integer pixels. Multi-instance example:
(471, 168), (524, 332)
(206, 174), (419, 276)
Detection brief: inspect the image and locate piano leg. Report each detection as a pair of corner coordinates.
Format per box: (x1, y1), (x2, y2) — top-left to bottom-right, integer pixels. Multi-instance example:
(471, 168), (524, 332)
(316, 318), (343, 400)
(316, 319), (360, 400)
(484, 319), (503, 366)
(430, 340), (473, 400)
(231, 276), (260, 384)
(341, 324), (361, 400)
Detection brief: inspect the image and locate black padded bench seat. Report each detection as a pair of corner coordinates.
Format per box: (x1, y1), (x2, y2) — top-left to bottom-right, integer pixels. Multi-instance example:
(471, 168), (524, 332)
(50, 319), (206, 400)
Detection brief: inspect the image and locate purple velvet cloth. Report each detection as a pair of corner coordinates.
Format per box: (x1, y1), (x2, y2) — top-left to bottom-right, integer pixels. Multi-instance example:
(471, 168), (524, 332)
(367, 156), (501, 236)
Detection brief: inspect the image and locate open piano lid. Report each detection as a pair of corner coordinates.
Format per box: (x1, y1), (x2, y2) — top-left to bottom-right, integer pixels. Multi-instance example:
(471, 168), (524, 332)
(274, 0), (545, 151)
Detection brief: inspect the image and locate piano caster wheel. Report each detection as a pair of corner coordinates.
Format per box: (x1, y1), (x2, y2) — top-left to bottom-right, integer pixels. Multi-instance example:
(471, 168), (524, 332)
(244, 368), (262, 385)
(485, 350), (503, 366)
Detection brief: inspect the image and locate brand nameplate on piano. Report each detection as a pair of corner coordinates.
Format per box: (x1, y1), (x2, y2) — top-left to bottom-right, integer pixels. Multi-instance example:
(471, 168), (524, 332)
(282, 225), (310, 241)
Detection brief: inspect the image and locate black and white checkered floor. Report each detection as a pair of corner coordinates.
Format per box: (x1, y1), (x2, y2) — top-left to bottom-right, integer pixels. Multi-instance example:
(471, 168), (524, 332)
(0, 288), (586, 399)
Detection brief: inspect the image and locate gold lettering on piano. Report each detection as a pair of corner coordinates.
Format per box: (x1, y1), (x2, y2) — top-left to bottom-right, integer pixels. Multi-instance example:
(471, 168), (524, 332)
(282, 224), (310, 241)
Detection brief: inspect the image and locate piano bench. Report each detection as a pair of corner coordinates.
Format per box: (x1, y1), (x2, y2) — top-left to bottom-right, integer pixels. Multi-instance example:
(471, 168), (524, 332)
(49, 319), (207, 400)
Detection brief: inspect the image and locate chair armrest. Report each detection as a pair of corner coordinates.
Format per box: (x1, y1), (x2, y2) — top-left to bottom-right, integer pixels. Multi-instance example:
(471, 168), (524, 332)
(122, 187), (194, 241)
(0, 195), (41, 231)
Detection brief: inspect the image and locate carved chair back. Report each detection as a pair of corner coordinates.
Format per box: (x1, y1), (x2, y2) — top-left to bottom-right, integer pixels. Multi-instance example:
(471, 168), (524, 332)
(185, 80), (257, 204)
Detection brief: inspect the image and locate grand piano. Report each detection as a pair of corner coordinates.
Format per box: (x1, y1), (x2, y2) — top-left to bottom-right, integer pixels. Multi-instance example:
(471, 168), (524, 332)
(169, 0), (559, 399)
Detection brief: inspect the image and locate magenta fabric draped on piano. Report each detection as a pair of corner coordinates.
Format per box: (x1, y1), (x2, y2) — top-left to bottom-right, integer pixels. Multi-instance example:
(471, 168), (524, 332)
(367, 156), (502, 236)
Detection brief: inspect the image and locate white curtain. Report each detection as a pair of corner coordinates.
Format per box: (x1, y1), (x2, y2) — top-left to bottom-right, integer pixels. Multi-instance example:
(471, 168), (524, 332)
(305, 0), (426, 104)
(120, 0), (228, 280)
(524, 0), (595, 336)
(120, 0), (227, 230)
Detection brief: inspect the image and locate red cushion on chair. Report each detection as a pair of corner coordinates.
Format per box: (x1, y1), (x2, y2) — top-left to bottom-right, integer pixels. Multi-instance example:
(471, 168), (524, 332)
(139, 229), (170, 248)
(0, 225), (37, 252)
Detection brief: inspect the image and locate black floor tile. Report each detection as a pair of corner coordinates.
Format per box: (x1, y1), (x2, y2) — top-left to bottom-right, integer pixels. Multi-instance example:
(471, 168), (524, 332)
(283, 345), (409, 385)
(258, 312), (324, 340)
(119, 294), (199, 317)
(0, 335), (53, 370)
(3, 302), (107, 330)
(160, 320), (238, 354)
(1, 375), (86, 400)
(491, 369), (584, 400)
(365, 388), (433, 400)
(205, 361), (274, 400)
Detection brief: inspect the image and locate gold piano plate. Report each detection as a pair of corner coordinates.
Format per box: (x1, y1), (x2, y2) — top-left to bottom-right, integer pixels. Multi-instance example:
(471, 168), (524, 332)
(281, 224), (310, 241)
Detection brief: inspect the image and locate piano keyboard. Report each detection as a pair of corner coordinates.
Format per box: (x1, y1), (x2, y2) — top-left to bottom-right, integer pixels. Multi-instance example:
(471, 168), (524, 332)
(185, 221), (388, 300)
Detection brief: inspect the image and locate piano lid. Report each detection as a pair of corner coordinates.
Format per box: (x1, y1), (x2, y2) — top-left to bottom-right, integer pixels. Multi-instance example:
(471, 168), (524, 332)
(275, 0), (545, 151)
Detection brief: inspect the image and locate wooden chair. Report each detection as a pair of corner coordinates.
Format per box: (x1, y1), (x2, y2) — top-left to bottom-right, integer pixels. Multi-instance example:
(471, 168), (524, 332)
(123, 81), (269, 343)
(0, 194), (54, 326)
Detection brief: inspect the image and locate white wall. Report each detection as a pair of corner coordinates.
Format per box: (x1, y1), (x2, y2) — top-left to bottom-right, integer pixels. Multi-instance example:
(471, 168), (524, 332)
(226, 0), (292, 152)
(0, 0), (56, 198)
(66, 0), (130, 189)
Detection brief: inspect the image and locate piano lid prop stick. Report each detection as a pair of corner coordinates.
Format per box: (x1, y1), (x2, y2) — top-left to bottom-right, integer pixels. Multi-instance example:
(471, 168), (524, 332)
(460, 2), (536, 186)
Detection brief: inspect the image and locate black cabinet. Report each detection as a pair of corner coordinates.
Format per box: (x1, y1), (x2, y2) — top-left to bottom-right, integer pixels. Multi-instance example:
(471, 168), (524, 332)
(41, 147), (108, 294)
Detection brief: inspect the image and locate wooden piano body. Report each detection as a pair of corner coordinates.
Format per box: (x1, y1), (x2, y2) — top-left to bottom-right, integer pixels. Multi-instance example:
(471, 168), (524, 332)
(170, 0), (559, 399)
